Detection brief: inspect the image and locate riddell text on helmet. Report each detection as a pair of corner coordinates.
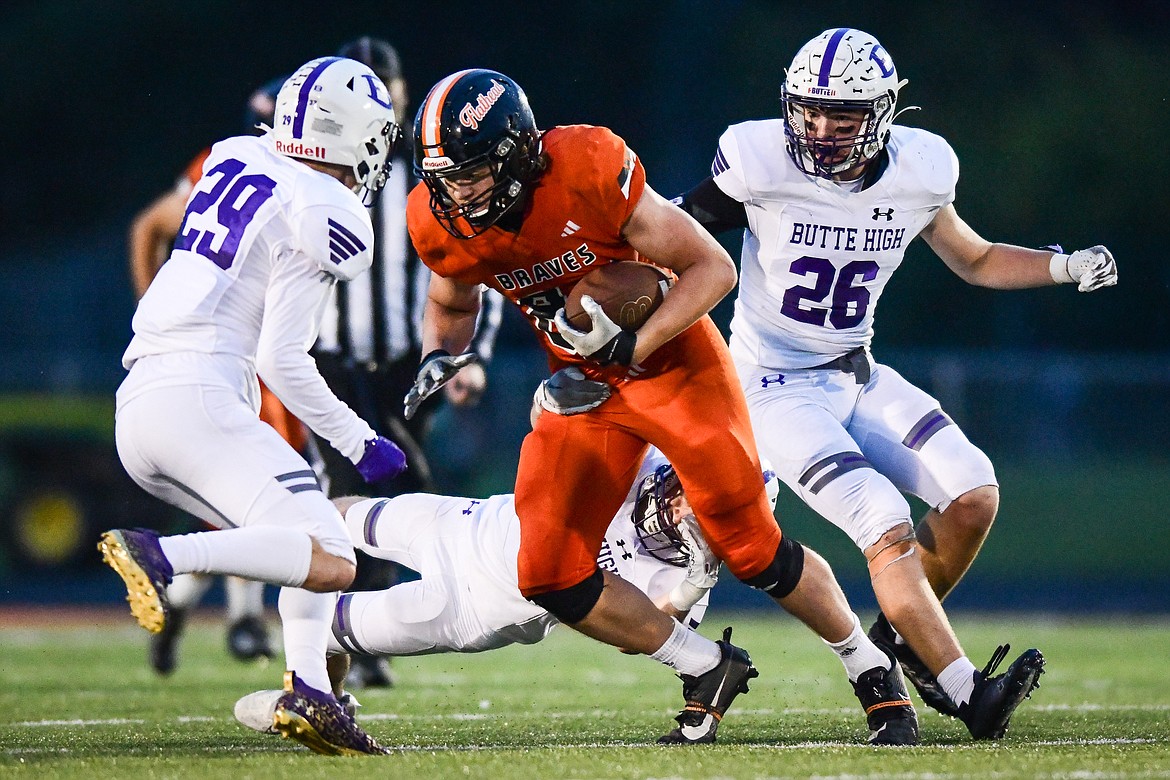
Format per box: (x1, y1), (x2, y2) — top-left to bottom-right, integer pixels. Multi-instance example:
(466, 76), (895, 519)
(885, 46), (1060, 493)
(274, 140), (327, 159)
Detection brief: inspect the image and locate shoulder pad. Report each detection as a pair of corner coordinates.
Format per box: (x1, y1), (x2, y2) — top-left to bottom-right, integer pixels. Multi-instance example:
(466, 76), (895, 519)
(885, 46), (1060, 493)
(884, 126), (959, 209)
(290, 177), (374, 281)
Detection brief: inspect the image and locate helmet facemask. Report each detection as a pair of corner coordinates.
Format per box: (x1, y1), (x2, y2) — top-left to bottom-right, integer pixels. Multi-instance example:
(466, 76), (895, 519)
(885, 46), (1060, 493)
(782, 92), (896, 178)
(353, 121), (401, 207)
(632, 465), (691, 567)
(419, 130), (531, 238)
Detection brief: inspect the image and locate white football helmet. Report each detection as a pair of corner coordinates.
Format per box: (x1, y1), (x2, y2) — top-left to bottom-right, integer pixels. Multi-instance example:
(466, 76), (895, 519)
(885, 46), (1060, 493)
(272, 56), (400, 205)
(633, 462), (781, 566)
(781, 28), (908, 178)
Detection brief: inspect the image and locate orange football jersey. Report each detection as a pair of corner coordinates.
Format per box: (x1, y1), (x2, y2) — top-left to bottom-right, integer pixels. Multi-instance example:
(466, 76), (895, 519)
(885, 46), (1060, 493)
(408, 124), (652, 366)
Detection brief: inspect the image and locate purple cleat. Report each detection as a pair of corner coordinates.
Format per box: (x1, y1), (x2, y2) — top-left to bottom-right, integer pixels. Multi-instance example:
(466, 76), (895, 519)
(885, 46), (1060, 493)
(98, 528), (174, 634)
(273, 672), (389, 756)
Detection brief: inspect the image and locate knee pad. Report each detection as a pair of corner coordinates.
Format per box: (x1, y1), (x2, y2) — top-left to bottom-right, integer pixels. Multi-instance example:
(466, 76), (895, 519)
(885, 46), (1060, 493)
(527, 568), (604, 624)
(739, 535), (805, 599)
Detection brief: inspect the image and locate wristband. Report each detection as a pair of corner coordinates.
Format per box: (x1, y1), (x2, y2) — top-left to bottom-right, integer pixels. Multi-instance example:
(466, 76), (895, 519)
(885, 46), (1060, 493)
(1049, 253), (1074, 284)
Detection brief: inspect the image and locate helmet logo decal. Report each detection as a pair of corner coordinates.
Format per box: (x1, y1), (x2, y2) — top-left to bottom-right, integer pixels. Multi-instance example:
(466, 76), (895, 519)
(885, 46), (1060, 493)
(359, 74), (394, 109)
(816, 28), (850, 87)
(869, 45), (895, 78)
(292, 57), (343, 140)
(458, 79), (506, 131)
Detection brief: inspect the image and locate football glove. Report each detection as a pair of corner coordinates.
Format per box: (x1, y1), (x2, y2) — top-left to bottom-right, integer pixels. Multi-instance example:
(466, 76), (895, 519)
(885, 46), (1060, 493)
(553, 296), (636, 367)
(668, 518), (721, 612)
(353, 436), (407, 483)
(403, 350), (478, 420)
(533, 367), (612, 416)
(1049, 245), (1118, 292)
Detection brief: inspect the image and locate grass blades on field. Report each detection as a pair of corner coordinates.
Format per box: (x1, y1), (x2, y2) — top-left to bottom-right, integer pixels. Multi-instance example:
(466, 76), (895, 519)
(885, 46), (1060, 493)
(0, 610), (1168, 779)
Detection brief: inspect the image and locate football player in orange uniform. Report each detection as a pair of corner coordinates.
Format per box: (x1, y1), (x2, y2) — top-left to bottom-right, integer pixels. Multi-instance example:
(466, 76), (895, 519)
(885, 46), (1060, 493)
(402, 69), (919, 745)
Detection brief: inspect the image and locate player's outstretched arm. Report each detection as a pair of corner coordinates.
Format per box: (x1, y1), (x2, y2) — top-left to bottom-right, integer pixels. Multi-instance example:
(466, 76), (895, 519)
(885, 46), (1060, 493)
(921, 204), (1117, 292)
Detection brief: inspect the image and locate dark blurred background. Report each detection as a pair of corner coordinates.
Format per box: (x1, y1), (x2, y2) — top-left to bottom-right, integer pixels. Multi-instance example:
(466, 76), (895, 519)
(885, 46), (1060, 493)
(1, 1), (1167, 611)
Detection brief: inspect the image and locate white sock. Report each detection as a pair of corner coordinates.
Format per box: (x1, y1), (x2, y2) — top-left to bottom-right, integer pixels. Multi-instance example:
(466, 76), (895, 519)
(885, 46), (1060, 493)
(165, 572), (212, 610)
(649, 619), (722, 677)
(278, 587), (335, 694)
(159, 527), (313, 588)
(225, 576), (265, 622)
(825, 613), (893, 683)
(939, 656), (978, 707)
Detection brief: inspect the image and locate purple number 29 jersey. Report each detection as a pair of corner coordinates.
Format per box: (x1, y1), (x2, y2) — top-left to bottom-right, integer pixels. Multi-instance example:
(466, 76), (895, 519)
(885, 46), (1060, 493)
(121, 133), (378, 464)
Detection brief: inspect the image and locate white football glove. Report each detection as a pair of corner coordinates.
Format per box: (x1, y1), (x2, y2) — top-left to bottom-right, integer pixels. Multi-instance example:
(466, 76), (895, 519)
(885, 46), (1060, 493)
(553, 296), (637, 366)
(533, 367), (612, 416)
(404, 350), (478, 420)
(668, 517), (722, 612)
(1049, 245), (1118, 292)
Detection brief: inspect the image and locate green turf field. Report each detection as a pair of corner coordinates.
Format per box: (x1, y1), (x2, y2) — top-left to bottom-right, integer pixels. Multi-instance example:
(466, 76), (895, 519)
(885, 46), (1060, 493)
(1, 610), (1167, 778)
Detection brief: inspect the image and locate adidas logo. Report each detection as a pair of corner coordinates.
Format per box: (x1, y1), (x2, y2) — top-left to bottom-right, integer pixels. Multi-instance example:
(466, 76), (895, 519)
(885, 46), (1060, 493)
(560, 220), (580, 238)
(328, 218), (367, 265)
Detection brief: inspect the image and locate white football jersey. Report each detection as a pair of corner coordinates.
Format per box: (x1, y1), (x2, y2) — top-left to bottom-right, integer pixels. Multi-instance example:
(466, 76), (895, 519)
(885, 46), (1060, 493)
(120, 133), (377, 462)
(714, 120), (958, 368)
(341, 447), (704, 653)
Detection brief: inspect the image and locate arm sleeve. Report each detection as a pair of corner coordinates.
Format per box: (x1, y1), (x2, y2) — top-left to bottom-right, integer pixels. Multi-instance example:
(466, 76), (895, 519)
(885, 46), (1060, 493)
(468, 287), (505, 363)
(256, 251), (376, 463)
(676, 176), (749, 234)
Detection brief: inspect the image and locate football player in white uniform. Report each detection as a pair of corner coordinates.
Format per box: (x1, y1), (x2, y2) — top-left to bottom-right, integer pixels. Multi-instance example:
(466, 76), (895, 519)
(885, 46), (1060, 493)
(99, 56), (407, 756)
(236, 380), (921, 746)
(677, 28), (1116, 739)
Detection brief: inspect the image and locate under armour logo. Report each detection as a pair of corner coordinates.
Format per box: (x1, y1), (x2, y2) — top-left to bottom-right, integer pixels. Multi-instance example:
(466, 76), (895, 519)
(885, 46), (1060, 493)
(462, 500), (481, 515)
(872, 207), (895, 222)
(614, 538), (633, 560)
(760, 373), (786, 388)
(560, 220), (580, 238)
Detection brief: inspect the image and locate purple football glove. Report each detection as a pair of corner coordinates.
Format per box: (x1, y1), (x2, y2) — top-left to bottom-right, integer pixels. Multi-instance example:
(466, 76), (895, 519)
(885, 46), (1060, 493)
(354, 436), (407, 483)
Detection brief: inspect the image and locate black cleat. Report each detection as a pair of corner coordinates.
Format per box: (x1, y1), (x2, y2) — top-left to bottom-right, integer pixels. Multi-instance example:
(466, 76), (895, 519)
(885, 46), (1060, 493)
(658, 627), (759, 745)
(345, 654), (395, 689)
(869, 613), (960, 718)
(148, 606), (187, 675)
(273, 672), (390, 755)
(227, 616), (275, 662)
(851, 648), (920, 746)
(958, 644), (1045, 740)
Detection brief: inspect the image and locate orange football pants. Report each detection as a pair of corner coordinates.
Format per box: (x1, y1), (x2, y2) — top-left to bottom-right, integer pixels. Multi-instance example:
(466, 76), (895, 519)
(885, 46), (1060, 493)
(515, 317), (782, 596)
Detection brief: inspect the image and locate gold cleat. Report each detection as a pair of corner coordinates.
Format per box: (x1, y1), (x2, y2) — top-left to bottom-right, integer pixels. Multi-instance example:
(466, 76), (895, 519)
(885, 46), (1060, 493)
(273, 671), (389, 756)
(97, 529), (172, 634)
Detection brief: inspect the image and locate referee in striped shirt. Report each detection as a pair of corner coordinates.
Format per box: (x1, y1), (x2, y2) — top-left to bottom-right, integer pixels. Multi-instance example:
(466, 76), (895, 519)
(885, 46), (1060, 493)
(311, 37), (504, 687)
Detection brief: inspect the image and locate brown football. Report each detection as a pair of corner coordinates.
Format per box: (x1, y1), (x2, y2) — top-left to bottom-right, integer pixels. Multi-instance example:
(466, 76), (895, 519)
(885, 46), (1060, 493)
(564, 261), (668, 333)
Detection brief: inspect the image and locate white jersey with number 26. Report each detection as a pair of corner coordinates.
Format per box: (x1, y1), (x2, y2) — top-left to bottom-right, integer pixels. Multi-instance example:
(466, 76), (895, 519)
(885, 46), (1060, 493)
(713, 120), (958, 369)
